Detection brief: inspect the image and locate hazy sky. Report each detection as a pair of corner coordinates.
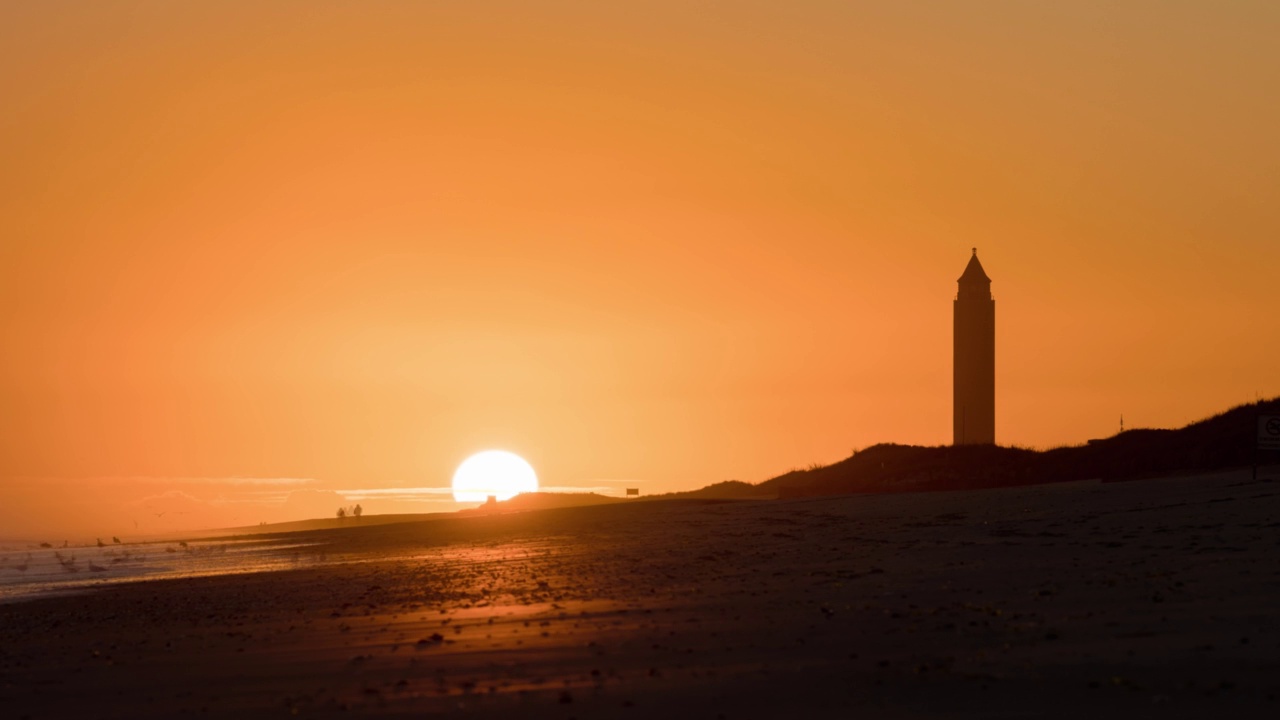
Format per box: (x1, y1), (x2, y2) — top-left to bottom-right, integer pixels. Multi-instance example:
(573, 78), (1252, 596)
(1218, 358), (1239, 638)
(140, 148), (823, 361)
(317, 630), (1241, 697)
(3, 2), (1278, 537)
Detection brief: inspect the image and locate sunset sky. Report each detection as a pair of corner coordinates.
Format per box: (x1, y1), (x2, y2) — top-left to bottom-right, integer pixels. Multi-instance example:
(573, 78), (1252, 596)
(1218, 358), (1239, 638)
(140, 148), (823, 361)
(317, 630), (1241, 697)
(3, 1), (1278, 538)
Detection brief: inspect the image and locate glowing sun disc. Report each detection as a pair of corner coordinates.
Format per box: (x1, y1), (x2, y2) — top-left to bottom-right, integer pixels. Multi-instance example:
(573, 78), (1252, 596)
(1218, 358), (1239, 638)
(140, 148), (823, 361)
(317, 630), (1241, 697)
(452, 450), (538, 503)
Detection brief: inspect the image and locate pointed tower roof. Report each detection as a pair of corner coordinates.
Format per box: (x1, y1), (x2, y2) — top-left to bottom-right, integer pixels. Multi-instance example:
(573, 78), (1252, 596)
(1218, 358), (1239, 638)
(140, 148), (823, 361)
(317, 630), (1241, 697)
(958, 248), (991, 283)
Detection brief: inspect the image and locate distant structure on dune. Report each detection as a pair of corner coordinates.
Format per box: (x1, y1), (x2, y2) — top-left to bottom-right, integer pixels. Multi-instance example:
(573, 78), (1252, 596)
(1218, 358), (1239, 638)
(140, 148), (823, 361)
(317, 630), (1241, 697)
(954, 248), (995, 445)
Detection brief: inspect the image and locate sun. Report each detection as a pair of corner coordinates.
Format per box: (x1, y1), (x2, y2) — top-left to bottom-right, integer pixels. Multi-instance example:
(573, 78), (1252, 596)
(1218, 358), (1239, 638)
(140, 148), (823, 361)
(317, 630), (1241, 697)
(452, 450), (538, 503)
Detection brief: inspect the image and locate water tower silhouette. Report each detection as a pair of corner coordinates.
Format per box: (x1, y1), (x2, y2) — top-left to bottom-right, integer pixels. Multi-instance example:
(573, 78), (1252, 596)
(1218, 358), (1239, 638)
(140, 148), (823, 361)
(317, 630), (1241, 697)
(954, 249), (995, 445)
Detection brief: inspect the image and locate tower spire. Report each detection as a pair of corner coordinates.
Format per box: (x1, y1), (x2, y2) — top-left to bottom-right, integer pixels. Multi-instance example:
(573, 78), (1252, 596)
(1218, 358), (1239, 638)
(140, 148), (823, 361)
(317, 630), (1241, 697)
(958, 249), (992, 286)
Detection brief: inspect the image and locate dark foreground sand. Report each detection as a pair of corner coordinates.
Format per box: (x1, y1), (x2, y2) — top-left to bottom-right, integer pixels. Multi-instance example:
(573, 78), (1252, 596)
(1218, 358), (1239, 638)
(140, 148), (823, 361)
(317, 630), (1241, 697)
(2, 471), (1278, 718)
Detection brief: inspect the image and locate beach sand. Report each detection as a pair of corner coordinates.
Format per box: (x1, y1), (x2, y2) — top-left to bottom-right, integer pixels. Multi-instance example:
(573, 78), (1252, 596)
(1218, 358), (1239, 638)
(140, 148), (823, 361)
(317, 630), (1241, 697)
(2, 470), (1278, 718)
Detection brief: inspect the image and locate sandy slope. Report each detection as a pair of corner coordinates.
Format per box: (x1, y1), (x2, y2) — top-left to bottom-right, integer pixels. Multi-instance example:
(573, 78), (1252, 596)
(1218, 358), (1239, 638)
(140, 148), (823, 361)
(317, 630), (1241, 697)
(1, 471), (1278, 718)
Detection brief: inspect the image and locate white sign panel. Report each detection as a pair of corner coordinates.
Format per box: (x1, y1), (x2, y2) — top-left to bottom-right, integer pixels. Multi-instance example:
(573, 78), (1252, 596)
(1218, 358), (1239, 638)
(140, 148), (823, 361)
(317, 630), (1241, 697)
(1260, 416), (1280, 450)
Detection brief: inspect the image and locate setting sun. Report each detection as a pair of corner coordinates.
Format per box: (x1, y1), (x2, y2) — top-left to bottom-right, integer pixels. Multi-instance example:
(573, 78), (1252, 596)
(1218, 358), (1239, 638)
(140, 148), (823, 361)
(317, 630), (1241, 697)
(451, 450), (539, 503)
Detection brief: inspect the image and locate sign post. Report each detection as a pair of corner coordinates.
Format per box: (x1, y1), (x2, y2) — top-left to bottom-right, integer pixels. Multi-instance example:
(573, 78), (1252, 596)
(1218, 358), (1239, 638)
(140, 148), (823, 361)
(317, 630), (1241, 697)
(1257, 415), (1280, 480)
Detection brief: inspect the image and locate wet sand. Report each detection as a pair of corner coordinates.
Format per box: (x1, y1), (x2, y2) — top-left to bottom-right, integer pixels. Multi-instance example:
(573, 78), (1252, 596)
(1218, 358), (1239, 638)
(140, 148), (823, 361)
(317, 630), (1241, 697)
(2, 471), (1278, 718)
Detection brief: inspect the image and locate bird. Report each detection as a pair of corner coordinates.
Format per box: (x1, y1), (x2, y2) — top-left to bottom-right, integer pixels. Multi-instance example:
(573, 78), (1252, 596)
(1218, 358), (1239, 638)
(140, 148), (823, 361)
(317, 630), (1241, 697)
(55, 552), (78, 572)
(97, 538), (105, 548)
(112, 536), (121, 545)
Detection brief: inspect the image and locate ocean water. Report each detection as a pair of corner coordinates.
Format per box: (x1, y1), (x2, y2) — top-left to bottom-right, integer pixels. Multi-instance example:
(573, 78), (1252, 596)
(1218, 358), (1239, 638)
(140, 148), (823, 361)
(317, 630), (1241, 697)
(0, 538), (327, 603)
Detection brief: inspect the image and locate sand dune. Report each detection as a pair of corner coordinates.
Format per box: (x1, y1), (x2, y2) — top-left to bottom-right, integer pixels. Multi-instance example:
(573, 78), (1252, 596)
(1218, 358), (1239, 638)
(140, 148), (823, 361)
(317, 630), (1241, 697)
(1, 470), (1278, 718)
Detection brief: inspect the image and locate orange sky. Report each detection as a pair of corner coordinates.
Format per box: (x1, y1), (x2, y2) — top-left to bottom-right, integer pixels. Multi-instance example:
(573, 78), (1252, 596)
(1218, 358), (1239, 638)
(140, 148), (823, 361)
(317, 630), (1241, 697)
(2, 2), (1278, 538)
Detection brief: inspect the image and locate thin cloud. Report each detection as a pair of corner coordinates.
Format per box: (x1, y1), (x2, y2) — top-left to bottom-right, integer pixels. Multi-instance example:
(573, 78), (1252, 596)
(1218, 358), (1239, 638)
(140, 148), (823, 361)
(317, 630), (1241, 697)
(335, 487), (454, 501)
(150, 477), (318, 487)
(336, 485), (619, 501)
(1, 476), (318, 487)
